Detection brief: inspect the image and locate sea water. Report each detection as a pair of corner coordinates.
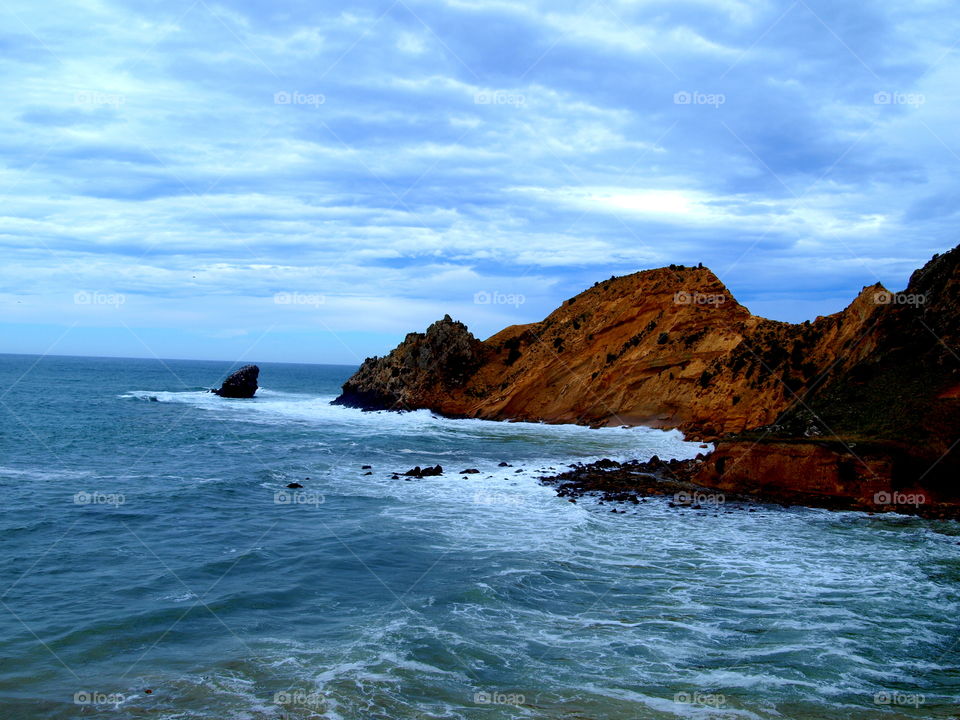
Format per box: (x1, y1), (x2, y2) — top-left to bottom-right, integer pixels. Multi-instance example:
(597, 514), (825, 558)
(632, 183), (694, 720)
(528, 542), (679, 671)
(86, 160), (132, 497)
(0, 354), (957, 719)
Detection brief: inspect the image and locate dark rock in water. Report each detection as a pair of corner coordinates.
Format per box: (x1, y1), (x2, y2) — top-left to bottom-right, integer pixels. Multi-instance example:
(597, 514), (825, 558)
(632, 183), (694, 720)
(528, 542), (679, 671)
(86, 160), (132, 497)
(460, 468), (480, 474)
(212, 365), (259, 398)
(287, 482), (303, 489)
(361, 465), (372, 469)
(363, 471), (372, 476)
(498, 461), (512, 467)
(403, 464), (443, 478)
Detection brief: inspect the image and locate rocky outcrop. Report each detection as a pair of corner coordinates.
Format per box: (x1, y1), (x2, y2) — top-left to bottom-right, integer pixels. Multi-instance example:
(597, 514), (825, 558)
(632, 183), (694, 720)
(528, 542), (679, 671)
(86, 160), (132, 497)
(696, 245), (960, 511)
(333, 266), (895, 436)
(332, 315), (485, 412)
(334, 247), (960, 509)
(212, 364), (259, 398)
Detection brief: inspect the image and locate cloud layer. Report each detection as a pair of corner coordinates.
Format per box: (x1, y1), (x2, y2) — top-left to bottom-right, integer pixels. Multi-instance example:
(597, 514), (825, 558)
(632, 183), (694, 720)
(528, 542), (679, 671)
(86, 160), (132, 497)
(2, 0), (958, 361)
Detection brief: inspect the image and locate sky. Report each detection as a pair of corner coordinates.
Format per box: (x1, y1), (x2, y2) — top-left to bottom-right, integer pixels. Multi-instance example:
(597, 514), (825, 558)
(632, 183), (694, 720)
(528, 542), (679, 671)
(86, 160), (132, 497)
(2, 0), (959, 365)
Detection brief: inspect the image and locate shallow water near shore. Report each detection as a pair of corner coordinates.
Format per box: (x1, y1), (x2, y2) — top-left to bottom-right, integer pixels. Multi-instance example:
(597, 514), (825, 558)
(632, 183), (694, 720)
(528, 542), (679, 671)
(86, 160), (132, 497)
(0, 353), (958, 719)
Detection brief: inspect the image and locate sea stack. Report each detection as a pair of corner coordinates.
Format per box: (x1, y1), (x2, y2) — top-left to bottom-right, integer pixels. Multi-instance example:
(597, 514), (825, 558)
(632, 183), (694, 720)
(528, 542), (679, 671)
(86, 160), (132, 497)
(212, 364), (260, 398)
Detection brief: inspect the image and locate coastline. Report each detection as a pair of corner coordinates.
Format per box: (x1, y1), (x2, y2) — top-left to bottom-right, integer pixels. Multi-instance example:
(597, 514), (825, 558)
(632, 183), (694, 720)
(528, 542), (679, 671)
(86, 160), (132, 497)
(536, 454), (960, 520)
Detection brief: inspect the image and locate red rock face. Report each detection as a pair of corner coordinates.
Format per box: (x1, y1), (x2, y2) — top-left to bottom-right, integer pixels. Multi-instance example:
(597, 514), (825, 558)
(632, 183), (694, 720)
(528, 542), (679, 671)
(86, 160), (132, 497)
(694, 441), (894, 504)
(334, 247), (960, 506)
(334, 265), (896, 437)
(692, 440), (959, 516)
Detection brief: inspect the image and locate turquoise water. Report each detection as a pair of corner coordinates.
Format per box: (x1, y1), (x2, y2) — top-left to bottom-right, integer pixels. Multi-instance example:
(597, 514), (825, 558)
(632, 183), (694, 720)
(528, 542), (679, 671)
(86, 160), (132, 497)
(0, 353), (957, 719)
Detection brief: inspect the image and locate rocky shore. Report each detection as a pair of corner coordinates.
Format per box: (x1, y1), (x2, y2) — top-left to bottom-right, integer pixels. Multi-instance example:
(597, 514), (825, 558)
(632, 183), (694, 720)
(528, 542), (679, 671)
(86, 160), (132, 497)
(333, 246), (960, 515)
(537, 457), (960, 519)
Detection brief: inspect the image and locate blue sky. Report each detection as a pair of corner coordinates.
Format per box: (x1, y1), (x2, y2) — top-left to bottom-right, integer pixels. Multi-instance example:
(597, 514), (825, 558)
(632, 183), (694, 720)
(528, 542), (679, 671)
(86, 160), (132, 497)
(2, 0), (958, 364)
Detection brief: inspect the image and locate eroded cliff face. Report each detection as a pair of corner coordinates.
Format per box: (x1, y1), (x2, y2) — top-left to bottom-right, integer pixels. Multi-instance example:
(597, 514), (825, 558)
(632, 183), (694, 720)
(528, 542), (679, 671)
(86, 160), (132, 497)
(709, 244), (960, 507)
(333, 265), (897, 437)
(334, 248), (960, 507)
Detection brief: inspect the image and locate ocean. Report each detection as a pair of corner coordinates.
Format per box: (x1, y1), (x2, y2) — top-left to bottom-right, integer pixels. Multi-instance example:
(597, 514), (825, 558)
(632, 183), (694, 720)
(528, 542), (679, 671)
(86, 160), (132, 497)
(0, 353), (956, 719)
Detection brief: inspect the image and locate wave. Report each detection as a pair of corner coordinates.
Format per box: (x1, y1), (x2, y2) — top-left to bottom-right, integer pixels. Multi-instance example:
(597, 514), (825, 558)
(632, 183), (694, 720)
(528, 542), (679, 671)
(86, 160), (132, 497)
(118, 388), (709, 463)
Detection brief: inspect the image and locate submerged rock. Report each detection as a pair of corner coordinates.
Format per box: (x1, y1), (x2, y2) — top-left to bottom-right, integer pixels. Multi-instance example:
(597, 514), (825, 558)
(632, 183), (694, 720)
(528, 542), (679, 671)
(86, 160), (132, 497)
(403, 465), (443, 478)
(212, 365), (259, 398)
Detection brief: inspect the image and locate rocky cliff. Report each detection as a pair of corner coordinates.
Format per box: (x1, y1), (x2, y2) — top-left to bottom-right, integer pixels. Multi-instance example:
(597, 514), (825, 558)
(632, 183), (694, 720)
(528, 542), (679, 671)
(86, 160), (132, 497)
(702, 246), (960, 511)
(333, 265), (905, 437)
(333, 247), (960, 510)
(332, 315), (486, 412)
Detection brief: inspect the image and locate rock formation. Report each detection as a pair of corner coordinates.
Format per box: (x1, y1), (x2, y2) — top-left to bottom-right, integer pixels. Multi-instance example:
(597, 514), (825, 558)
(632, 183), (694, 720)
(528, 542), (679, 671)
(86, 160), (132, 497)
(212, 364), (259, 398)
(702, 246), (960, 512)
(332, 315), (485, 411)
(334, 247), (960, 510)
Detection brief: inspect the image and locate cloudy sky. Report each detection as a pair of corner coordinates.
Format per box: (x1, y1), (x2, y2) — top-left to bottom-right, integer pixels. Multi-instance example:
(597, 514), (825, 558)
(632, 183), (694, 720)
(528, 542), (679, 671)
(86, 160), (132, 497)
(3, 0), (958, 364)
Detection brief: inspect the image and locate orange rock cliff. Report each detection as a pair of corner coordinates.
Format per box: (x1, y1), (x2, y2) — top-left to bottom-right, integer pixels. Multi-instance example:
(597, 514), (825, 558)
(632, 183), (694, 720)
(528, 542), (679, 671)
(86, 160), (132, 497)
(334, 246), (960, 510)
